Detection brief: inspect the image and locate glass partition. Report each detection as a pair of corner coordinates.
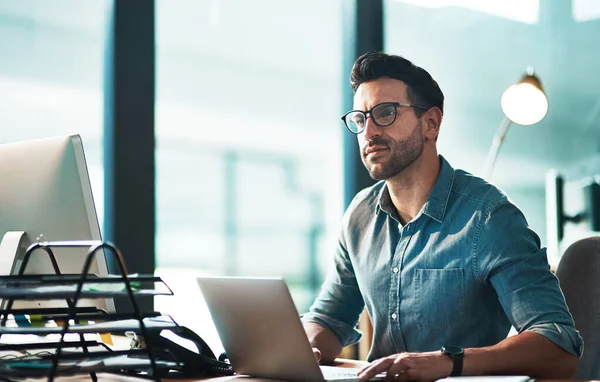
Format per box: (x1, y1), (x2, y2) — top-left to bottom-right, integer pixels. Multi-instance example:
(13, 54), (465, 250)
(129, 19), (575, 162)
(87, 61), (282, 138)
(155, 0), (344, 348)
(385, 0), (600, 263)
(0, 0), (108, 226)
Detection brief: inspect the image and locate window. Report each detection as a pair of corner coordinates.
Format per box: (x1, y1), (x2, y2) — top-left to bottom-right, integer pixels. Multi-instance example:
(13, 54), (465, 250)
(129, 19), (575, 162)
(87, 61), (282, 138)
(155, 0), (344, 348)
(0, 0), (108, 225)
(385, 0), (600, 263)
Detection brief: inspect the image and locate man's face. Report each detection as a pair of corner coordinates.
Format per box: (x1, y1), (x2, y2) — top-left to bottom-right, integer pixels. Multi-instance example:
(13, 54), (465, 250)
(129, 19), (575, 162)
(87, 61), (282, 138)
(354, 78), (425, 181)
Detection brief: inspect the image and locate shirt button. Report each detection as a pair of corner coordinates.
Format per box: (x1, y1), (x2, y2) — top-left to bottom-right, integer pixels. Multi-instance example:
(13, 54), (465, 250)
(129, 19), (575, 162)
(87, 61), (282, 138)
(392, 267), (399, 273)
(391, 313), (397, 319)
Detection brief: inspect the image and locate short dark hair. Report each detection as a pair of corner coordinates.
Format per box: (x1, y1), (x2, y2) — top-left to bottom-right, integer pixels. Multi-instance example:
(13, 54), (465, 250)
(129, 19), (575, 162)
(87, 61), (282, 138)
(350, 51), (444, 117)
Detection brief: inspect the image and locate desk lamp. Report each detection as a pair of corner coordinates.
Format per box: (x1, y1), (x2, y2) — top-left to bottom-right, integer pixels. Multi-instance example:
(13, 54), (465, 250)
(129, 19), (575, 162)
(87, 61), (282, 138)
(483, 69), (548, 180)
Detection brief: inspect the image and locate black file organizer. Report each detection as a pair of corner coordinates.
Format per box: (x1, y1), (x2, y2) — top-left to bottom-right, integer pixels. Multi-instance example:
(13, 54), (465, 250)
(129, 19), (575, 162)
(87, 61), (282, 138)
(0, 240), (178, 382)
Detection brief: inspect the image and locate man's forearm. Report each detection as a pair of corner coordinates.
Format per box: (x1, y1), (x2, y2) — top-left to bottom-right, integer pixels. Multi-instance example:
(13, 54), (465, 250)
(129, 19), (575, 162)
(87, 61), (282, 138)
(304, 322), (344, 364)
(462, 331), (577, 378)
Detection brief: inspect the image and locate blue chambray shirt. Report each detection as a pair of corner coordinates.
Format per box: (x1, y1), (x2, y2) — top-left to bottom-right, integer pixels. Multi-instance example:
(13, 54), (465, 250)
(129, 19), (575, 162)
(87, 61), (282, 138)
(302, 155), (583, 361)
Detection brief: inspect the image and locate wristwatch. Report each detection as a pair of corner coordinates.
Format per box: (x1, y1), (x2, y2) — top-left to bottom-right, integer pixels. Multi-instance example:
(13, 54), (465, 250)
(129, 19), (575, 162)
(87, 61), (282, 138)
(441, 345), (464, 377)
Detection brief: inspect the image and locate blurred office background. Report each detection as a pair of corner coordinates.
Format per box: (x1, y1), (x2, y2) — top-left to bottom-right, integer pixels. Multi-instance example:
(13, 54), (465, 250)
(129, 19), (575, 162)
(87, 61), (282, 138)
(1, 0), (599, 356)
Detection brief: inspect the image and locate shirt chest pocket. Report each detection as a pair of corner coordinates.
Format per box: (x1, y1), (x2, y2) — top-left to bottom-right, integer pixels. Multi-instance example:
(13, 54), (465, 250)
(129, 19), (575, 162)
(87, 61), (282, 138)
(414, 268), (465, 330)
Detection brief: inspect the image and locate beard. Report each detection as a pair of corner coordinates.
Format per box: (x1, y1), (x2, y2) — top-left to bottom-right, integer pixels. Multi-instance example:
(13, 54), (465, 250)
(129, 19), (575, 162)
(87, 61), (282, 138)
(361, 120), (425, 181)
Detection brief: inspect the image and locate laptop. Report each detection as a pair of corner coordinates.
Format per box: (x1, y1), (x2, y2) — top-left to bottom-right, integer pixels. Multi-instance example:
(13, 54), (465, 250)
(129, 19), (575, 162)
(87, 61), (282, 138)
(196, 276), (385, 382)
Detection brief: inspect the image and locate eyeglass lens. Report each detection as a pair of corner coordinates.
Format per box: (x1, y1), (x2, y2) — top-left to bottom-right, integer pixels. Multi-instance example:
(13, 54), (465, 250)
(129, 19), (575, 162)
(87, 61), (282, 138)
(345, 103), (397, 133)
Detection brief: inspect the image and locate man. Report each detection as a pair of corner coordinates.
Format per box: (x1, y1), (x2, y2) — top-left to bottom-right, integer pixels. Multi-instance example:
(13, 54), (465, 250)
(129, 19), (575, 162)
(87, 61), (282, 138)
(301, 51), (582, 381)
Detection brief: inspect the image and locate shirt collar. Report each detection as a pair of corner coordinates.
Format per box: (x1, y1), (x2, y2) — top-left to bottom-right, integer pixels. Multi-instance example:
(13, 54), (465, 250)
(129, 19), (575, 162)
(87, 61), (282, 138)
(375, 155), (455, 223)
(375, 184), (394, 217)
(422, 155), (455, 222)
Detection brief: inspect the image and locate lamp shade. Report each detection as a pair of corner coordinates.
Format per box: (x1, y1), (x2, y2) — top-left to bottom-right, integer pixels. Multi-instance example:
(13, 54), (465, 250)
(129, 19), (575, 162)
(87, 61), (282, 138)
(500, 73), (548, 126)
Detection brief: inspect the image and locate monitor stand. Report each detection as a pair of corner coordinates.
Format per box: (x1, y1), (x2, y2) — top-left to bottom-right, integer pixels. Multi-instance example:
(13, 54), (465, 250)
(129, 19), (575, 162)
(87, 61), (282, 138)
(0, 231), (30, 276)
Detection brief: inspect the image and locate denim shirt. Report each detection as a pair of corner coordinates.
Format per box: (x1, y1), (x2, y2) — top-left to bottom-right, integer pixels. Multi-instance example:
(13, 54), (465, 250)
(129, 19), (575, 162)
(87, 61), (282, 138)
(302, 155), (583, 361)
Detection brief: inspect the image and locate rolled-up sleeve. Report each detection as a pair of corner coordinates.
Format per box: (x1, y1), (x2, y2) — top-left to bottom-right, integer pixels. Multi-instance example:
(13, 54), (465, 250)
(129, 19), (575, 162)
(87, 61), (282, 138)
(475, 201), (583, 357)
(301, 214), (365, 347)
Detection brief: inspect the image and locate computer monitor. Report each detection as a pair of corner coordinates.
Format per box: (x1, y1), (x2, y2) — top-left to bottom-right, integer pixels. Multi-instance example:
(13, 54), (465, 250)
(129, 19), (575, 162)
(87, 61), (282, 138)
(545, 170), (564, 262)
(0, 134), (115, 313)
(546, 169), (600, 263)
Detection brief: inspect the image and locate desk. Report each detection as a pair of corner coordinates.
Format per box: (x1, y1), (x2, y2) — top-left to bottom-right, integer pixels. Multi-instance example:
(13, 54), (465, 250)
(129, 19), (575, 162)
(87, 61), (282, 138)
(39, 359), (367, 381)
(33, 375), (588, 382)
(24, 361), (589, 382)
(40, 364), (592, 382)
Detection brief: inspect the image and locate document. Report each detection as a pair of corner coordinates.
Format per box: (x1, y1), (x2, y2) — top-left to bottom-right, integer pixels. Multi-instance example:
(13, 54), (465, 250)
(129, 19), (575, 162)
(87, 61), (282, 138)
(437, 376), (532, 382)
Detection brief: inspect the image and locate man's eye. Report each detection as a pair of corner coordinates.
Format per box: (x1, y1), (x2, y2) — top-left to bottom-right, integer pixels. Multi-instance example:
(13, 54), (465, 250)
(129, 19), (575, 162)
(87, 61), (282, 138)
(376, 108), (395, 117)
(351, 115), (365, 124)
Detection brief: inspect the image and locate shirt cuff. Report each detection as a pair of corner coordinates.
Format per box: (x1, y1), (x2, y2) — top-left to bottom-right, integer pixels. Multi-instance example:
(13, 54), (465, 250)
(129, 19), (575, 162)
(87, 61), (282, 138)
(301, 312), (363, 347)
(525, 322), (584, 357)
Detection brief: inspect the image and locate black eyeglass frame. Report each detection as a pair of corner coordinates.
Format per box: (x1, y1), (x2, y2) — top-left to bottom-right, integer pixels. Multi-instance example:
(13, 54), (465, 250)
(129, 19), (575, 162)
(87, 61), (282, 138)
(341, 102), (429, 134)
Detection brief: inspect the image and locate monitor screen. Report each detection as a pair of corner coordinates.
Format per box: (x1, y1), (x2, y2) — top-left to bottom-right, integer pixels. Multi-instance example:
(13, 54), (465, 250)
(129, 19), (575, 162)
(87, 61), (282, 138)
(545, 169), (563, 262)
(0, 134), (114, 313)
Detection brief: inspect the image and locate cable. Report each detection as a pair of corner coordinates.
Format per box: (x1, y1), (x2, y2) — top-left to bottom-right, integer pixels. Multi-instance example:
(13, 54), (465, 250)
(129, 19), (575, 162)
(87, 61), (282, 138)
(0, 350), (55, 360)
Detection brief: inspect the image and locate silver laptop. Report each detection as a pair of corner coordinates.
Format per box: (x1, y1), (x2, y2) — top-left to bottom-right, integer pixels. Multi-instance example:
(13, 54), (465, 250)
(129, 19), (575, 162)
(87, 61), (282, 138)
(196, 276), (384, 382)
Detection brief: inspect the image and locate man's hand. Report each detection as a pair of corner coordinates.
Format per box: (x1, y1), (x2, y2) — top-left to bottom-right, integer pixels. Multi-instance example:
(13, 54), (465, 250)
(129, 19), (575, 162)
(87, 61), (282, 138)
(304, 322), (342, 364)
(312, 347), (322, 363)
(357, 351), (452, 381)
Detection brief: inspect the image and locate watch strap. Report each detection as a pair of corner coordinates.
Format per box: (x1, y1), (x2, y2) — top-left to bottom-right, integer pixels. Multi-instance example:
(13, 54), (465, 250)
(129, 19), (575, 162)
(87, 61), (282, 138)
(450, 355), (463, 377)
(441, 346), (464, 377)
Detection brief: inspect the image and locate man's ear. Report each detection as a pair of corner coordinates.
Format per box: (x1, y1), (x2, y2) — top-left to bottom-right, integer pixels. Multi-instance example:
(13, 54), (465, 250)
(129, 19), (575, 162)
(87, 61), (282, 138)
(423, 107), (442, 141)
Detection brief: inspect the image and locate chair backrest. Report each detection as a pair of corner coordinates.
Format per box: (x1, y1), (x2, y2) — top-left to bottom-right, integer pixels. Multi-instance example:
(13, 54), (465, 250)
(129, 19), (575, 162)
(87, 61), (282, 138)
(556, 236), (600, 380)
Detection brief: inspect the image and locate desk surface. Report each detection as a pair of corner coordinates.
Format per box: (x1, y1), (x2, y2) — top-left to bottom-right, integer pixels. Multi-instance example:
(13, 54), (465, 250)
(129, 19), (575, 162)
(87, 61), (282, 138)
(40, 359), (366, 382)
(44, 375), (593, 382)
(33, 367), (593, 382)
(42, 376), (592, 382)
(43, 365), (595, 382)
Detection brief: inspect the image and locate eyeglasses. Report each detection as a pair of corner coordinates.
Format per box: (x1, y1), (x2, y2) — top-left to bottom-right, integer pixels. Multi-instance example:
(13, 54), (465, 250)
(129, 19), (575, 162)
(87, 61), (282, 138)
(341, 102), (429, 134)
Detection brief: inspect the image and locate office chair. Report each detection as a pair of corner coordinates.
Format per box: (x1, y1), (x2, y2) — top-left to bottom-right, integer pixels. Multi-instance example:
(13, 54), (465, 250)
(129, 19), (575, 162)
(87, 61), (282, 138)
(555, 236), (600, 380)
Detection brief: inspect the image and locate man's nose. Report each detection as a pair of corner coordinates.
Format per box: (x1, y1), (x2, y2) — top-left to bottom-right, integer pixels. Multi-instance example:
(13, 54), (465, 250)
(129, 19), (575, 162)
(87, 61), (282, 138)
(362, 116), (382, 140)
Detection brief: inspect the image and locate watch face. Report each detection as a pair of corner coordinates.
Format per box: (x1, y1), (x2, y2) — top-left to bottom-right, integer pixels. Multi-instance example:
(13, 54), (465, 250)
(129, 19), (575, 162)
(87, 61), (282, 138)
(442, 345), (464, 356)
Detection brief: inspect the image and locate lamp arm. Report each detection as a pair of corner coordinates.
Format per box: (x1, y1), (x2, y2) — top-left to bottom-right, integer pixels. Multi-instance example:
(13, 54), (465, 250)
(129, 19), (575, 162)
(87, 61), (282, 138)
(483, 116), (512, 181)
